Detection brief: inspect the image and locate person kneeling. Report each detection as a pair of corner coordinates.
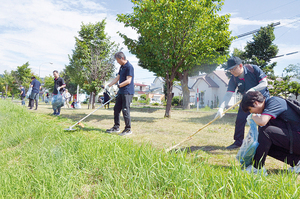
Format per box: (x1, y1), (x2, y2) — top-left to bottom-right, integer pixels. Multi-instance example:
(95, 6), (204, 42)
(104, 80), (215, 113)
(241, 91), (300, 174)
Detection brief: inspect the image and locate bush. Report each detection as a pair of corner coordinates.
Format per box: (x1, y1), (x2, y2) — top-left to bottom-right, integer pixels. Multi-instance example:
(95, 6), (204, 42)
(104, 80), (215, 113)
(138, 98), (150, 105)
(140, 94), (147, 100)
(152, 102), (160, 106)
(171, 96), (182, 106)
(132, 96), (138, 102)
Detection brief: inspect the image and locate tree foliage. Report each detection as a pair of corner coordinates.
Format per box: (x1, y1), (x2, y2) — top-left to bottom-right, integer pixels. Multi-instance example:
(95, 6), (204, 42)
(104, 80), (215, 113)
(117, 0), (233, 117)
(65, 20), (119, 108)
(233, 24), (279, 79)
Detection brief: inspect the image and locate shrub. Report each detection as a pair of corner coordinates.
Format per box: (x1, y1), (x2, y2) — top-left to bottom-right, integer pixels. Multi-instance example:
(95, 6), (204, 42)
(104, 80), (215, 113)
(140, 94), (147, 100)
(132, 96), (138, 102)
(152, 102), (160, 106)
(171, 96), (182, 106)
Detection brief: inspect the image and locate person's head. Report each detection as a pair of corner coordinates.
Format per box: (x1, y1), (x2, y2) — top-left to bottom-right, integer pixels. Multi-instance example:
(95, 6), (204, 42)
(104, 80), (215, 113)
(20, 85), (23, 88)
(53, 70), (59, 78)
(65, 89), (68, 92)
(114, 52), (127, 65)
(241, 91), (265, 114)
(225, 56), (244, 77)
(31, 76), (36, 80)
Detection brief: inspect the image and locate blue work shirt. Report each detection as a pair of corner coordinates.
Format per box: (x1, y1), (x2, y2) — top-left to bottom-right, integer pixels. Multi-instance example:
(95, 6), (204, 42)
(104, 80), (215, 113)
(31, 79), (41, 94)
(227, 65), (269, 99)
(21, 88), (25, 97)
(118, 61), (134, 95)
(262, 97), (300, 132)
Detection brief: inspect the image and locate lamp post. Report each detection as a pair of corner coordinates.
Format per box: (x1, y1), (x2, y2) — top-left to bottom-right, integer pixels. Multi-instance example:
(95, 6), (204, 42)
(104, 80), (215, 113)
(39, 62), (53, 77)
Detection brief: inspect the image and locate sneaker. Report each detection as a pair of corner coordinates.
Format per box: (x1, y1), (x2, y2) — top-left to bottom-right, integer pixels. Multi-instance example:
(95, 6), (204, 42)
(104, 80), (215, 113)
(226, 143), (241, 150)
(53, 112), (57, 115)
(56, 112), (60, 116)
(119, 129), (132, 136)
(106, 127), (120, 133)
(243, 165), (268, 176)
(289, 161), (300, 173)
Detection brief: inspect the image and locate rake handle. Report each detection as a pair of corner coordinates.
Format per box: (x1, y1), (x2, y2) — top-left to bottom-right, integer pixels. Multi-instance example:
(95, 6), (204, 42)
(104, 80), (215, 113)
(69, 95), (117, 129)
(166, 99), (242, 152)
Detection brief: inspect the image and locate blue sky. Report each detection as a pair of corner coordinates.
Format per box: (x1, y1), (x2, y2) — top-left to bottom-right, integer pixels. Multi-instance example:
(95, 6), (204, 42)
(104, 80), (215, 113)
(0, 0), (299, 84)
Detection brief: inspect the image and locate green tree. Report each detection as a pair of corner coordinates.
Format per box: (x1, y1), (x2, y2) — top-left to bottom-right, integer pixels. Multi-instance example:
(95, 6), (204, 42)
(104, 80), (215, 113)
(11, 62), (33, 90)
(288, 81), (300, 99)
(3, 70), (18, 99)
(233, 24), (279, 79)
(117, 0), (233, 117)
(65, 20), (119, 109)
(43, 75), (55, 94)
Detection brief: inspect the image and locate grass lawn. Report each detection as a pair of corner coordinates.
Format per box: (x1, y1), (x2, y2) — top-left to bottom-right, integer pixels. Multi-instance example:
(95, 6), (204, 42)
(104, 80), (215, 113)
(1, 99), (299, 198)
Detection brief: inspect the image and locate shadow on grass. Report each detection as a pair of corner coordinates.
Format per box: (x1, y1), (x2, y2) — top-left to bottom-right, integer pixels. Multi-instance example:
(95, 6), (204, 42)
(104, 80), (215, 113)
(170, 145), (238, 155)
(59, 112), (157, 124)
(180, 114), (237, 125)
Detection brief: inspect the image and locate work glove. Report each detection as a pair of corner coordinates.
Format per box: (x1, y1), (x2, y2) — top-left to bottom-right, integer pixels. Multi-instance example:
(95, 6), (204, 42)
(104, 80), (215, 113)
(214, 107), (224, 119)
(105, 85), (110, 91)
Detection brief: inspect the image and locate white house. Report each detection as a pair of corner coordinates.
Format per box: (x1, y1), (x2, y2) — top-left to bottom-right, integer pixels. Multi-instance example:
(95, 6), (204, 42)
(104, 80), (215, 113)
(148, 70), (240, 108)
(190, 70), (240, 108)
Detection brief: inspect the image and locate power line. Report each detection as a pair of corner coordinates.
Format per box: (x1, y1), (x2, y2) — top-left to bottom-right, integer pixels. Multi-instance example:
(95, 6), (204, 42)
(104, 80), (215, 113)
(245, 0), (299, 20)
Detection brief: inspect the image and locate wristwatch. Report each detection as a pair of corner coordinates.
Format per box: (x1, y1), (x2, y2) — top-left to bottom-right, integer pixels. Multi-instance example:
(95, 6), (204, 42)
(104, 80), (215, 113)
(117, 84), (120, 88)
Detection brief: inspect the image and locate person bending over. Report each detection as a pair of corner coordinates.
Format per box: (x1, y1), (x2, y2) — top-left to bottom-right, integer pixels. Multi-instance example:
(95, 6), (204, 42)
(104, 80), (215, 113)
(241, 91), (300, 174)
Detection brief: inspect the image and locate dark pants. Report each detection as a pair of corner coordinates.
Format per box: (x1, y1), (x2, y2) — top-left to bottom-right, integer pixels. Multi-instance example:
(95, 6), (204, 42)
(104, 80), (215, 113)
(113, 94), (133, 130)
(234, 106), (250, 146)
(29, 93), (39, 109)
(253, 119), (300, 168)
(21, 96), (25, 105)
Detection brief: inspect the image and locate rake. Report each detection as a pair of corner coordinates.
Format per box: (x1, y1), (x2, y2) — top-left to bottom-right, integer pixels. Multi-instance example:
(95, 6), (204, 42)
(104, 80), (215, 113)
(64, 91), (117, 131)
(166, 99), (242, 152)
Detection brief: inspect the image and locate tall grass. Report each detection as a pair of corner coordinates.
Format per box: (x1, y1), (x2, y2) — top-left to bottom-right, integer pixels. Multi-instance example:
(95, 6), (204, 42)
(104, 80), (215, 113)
(0, 100), (300, 198)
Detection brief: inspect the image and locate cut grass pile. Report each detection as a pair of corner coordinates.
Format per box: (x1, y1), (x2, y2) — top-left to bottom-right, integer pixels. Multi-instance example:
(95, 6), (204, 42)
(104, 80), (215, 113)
(1, 100), (300, 198)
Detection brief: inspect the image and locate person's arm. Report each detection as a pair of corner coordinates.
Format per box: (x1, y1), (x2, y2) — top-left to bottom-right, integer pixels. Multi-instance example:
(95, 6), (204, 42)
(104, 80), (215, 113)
(119, 76), (132, 88)
(108, 75), (120, 87)
(251, 113), (271, 126)
(247, 78), (268, 93)
(214, 92), (234, 119)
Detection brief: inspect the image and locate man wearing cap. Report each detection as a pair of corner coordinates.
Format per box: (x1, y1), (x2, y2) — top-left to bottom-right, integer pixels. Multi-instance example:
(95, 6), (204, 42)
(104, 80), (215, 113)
(215, 56), (270, 149)
(20, 85), (25, 105)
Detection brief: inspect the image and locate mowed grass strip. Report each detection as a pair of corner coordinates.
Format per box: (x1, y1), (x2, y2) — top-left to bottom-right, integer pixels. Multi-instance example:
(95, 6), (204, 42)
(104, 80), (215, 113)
(1, 100), (300, 198)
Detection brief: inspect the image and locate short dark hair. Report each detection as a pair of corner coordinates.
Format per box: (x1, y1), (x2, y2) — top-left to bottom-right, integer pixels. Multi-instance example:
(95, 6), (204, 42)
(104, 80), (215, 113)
(31, 76), (36, 80)
(53, 70), (58, 74)
(241, 91), (265, 112)
(114, 52), (126, 60)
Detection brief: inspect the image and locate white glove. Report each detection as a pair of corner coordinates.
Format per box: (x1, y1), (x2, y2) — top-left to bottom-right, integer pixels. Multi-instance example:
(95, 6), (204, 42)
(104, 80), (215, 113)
(57, 87), (61, 91)
(214, 107), (224, 119)
(246, 88), (255, 93)
(246, 113), (253, 125)
(105, 85), (110, 91)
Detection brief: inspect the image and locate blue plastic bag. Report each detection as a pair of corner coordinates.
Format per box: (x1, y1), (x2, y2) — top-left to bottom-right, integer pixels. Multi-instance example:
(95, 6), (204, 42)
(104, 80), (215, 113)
(52, 92), (65, 109)
(236, 118), (259, 167)
(25, 87), (32, 99)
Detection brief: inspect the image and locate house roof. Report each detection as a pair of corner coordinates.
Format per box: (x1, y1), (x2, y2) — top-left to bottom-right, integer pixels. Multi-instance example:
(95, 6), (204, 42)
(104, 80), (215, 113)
(134, 83), (148, 87)
(137, 91), (146, 94)
(191, 75), (219, 88)
(212, 70), (230, 86)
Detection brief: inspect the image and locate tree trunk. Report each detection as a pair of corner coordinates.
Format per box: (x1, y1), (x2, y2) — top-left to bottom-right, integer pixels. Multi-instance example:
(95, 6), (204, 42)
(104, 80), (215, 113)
(88, 93), (91, 109)
(91, 92), (96, 109)
(12, 94), (14, 100)
(5, 84), (8, 99)
(180, 71), (190, 109)
(164, 80), (173, 118)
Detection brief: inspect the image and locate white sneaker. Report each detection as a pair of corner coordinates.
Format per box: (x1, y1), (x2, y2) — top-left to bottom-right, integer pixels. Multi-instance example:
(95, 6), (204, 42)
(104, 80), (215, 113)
(289, 161), (300, 173)
(243, 165), (268, 176)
